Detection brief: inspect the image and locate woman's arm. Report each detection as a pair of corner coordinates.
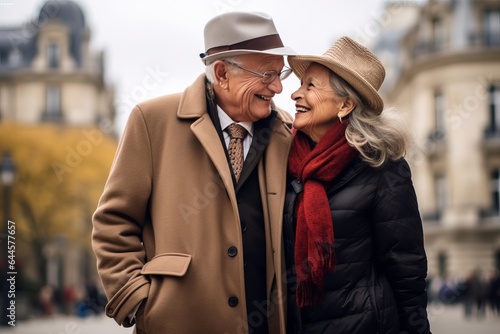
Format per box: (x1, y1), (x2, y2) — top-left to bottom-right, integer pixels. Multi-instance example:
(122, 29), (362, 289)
(372, 159), (431, 334)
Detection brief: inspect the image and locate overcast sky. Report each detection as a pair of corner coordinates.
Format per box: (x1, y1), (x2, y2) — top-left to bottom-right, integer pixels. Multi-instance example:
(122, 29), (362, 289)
(0, 0), (424, 133)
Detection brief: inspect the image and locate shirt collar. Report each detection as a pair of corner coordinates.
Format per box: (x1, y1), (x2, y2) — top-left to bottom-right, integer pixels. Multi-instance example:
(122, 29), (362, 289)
(217, 105), (254, 138)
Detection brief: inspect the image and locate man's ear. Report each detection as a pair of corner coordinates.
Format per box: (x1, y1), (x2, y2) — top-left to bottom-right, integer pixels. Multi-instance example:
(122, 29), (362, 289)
(213, 60), (229, 89)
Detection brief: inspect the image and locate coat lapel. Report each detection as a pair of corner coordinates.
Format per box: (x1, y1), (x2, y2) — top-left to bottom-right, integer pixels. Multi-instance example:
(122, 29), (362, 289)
(190, 115), (235, 194)
(236, 112), (275, 192)
(177, 75), (236, 202)
(265, 115), (293, 254)
(263, 118), (293, 294)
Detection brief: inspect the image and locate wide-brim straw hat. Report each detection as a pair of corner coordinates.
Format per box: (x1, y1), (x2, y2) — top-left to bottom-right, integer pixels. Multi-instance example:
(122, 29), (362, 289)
(200, 11), (296, 65)
(288, 36), (385, 114)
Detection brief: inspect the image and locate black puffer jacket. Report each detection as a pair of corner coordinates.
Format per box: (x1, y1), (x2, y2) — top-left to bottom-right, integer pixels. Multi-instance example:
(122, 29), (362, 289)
(284, 157), (431, 334)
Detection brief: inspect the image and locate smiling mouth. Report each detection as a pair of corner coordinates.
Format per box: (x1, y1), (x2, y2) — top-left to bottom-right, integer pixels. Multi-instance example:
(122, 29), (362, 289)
(256, 94), (271, 101)
(296, 106), (310, 113)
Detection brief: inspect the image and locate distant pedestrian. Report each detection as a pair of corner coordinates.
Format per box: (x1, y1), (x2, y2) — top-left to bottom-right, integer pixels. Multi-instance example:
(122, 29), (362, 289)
(63, 285), (77, 315)
(463, 269), (488, 319)
(39, 284), (56, 316)
(476, 274), (489, 318)
(488, 271), (500, 316)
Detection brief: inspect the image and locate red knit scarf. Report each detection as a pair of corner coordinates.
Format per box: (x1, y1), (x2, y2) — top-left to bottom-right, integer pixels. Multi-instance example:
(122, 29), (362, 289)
(288, 121), (358, 308)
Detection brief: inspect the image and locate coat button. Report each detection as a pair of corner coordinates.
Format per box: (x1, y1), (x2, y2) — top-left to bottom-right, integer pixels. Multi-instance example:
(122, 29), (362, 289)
(227, 246), (238, 257)
(241, 224), (247, 232)
(228, 296), (239, 307)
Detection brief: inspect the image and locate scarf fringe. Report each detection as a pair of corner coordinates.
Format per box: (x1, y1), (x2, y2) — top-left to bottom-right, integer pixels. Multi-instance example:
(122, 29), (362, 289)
(297, 242), (336, 308)
(315, 241), (335, 272)
(296, 279), (324, 308)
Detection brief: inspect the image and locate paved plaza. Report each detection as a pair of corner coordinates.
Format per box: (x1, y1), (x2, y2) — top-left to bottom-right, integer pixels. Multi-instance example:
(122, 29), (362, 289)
(427, 303), (499, 334)
(0, 304), (498, 334)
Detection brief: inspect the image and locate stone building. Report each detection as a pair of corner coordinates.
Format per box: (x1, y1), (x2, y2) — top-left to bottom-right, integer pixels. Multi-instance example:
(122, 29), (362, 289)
(0, 0), (116, 302)
(374, 0), (500, 281)
(0, 0), (114, 128)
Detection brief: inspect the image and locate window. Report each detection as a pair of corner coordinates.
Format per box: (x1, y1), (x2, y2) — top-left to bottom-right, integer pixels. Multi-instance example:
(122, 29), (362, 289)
(8, 48), (21, 66)
(436, 174), (447, 216)
(484, 9), (500, 46)
(0, 49), (6, 65)
(432, 17), (444, 50)
(46, 86), (61, 121)
(491, 169), (500, 215)
(434, 90), (446, 132)
(489, 85), (500, 132)
(438, 252), (447, 278)
(428, 90), (446, 143)
(495, 249), (500, 273)
(48, 43), (59, 69)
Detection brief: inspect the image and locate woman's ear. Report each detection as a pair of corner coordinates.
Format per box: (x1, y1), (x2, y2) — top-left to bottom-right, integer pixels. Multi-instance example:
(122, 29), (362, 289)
(213, 61), (229, 89)
(340, 97), (356, 118)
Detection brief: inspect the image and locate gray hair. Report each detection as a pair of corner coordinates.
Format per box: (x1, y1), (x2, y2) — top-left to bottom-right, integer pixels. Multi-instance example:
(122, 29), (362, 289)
(328, 71), (409, 167)
(205, 56), (241, 84)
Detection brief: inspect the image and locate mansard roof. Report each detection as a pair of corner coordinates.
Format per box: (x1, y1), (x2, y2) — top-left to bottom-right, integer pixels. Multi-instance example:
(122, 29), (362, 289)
(0, 0), (87, 72)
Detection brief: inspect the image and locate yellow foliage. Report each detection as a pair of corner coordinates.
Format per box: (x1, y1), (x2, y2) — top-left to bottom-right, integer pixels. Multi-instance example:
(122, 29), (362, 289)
(0, 122), (117, 251)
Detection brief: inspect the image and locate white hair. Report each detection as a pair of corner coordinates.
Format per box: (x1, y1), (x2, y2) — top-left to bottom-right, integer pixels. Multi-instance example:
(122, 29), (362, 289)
(205, 56), (242, 84)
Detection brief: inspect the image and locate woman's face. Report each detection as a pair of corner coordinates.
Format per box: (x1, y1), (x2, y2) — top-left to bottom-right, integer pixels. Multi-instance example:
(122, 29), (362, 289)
(291, 63), (347, 142)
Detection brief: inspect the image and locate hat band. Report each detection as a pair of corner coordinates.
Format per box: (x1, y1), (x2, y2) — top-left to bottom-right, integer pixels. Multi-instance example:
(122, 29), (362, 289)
(206, 34), (284, 55)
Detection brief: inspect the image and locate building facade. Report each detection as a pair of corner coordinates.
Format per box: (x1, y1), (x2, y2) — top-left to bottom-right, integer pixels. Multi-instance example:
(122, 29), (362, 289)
(375, 0), (500, 281)
(0, 0), (116, 303)
(0, 0), (114, 128)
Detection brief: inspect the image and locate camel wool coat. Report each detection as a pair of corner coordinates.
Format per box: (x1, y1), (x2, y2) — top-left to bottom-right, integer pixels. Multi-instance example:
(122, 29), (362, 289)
(92, 74), (293, 334)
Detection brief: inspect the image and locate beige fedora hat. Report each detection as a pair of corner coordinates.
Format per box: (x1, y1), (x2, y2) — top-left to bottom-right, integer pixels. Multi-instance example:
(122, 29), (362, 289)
(288, 36), (385, 114)
(200, 11), (296, 65)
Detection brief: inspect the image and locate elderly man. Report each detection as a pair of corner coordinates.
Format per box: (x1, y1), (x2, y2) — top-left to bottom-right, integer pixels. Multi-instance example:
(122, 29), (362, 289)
(92, 11), (296, 334)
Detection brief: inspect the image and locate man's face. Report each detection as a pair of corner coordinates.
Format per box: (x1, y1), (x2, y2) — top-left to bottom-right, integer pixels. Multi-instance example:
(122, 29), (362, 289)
(218, 54), (286, 122)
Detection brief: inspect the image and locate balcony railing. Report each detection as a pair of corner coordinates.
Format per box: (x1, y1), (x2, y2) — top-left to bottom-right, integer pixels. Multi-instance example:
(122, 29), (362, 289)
(483, 126), (500, 153)
(40, 109), (64, 124)
(479, 209), (500, 226)
(421, 211), (442, 224)
(426, 128), (446, 158)
(479, 208), (500, 218)
(411, 32), (500, 59)
(484, 126), (500, 138)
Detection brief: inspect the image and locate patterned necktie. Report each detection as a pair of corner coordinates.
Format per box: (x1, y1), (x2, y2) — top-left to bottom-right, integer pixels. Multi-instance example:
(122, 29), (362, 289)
(226, 123), (248, 182)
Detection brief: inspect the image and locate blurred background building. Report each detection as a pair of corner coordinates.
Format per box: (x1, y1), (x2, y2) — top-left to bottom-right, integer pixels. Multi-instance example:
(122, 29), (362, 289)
(373, 0), (500, 285)
(0, 0), (114, 125)
(0, 0), (116, 319)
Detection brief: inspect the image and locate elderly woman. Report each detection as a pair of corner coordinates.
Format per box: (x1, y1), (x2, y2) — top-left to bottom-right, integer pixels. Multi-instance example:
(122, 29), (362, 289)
(283, 37), (431, 334)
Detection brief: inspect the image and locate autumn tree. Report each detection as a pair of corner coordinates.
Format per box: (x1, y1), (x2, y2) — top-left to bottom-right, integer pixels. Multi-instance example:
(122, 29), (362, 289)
(0, 122), (117, 287)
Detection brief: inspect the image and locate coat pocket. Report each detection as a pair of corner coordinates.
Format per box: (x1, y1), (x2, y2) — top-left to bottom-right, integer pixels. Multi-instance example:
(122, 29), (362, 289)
(141, 253), (192, 276)
(136, 253), (192, 333)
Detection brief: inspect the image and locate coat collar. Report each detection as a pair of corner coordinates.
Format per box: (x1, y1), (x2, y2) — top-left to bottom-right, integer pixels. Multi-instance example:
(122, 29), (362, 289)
(328, 155), (367, 193)
(177, 74), (210, 119)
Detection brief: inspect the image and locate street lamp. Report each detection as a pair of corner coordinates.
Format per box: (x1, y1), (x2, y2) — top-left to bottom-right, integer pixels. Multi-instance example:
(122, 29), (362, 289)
(1, 152), (15, 188)
(1, 151), (16, 326)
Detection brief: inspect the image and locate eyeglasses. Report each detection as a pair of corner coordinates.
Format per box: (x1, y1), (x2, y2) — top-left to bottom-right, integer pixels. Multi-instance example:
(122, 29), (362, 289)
(224, 60), (292, 84)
